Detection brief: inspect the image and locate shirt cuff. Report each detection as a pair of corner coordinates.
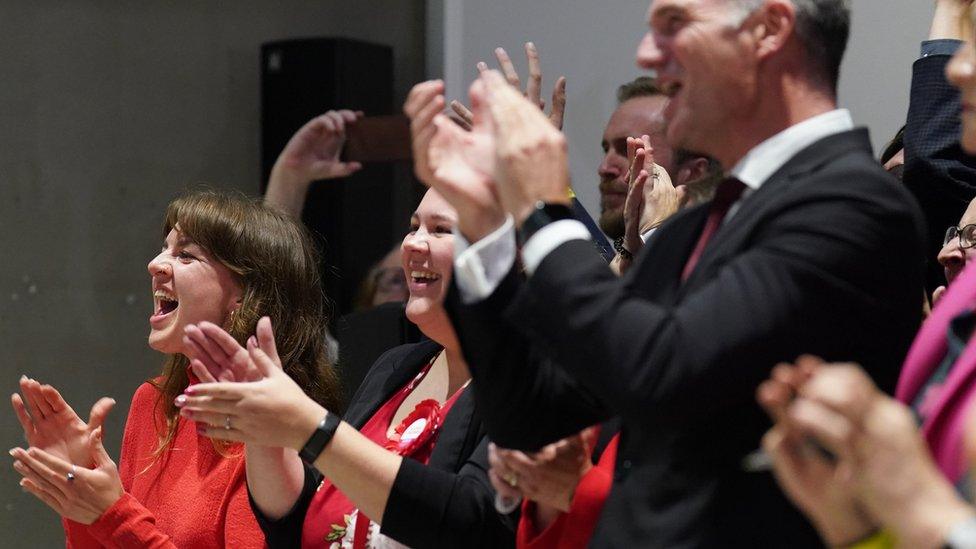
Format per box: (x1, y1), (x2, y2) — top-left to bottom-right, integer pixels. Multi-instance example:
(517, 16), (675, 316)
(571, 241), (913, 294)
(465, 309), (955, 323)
(921, 39), (962, 57)
(522, 220), (591, 275)
(640, 227), (658, 243)
(453, 216), (516, 304)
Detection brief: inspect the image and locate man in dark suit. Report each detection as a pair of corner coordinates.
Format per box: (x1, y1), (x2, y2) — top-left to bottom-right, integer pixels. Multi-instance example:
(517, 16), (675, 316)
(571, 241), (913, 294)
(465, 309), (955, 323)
(405, 0), (926, 546)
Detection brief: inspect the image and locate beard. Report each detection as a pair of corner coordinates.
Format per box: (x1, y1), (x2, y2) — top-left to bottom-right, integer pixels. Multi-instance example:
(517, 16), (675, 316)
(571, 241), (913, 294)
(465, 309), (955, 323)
(599, 205), (625, 240)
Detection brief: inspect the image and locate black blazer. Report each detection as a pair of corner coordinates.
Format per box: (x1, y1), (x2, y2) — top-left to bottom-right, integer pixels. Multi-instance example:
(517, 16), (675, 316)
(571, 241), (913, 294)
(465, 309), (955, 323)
(253, 339), (516, 548)
(447, 129), (926, 548)
(904, 51), (976, 291)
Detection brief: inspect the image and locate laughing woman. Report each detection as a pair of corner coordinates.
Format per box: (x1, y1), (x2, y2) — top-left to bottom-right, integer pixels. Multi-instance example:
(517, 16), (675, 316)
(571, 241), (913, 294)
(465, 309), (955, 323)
(177, 188), (515, 548)
(9, 191), (341, 547)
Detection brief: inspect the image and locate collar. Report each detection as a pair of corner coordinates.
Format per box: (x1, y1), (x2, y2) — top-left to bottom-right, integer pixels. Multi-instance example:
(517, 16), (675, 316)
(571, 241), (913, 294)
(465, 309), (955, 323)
(730, 109), (854, 190)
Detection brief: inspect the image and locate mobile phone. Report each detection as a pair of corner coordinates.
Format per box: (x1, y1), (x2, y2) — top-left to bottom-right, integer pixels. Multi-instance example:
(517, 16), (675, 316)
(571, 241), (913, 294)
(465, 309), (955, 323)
(344, 115), (412, 162)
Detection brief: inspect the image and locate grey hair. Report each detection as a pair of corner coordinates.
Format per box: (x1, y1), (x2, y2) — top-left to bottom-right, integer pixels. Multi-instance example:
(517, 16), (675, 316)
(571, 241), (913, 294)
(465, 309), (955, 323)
(731, 0), (851, 90)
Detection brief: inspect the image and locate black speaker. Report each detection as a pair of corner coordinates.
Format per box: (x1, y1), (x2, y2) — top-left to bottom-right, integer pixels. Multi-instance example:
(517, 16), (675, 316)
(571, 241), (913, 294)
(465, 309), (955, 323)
(261, 37), (395, 316)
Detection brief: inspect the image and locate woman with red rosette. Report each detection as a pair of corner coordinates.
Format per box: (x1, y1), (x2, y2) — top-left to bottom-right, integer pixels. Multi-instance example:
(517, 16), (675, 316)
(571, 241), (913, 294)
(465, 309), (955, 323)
(176, 187), (515, 548)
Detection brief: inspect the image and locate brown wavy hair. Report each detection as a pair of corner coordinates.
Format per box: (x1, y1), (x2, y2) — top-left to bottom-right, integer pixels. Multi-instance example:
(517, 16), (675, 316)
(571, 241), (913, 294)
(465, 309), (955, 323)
(150, 190), (342, 456)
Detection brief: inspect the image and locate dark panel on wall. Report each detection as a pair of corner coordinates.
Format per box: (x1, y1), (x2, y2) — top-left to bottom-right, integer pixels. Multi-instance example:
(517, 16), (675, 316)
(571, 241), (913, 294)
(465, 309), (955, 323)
(261, 37), (395, 316)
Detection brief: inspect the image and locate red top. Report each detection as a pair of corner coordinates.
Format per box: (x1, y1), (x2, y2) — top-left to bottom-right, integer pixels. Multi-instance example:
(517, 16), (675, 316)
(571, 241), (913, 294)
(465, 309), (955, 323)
(302, 357), (465, 548)
(517, 434), (619, 549)
(64, 379), (265, 548)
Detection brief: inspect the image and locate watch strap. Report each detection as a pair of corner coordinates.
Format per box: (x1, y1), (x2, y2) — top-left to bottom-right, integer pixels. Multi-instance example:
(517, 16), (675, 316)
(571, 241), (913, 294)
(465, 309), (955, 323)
(299, 412), (341, 464)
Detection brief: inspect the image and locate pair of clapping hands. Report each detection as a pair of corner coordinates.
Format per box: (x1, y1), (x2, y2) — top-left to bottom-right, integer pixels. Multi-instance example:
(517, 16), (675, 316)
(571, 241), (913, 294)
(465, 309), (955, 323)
(759, 356), (976, 547)
(8, 319), (310, 525)
(405, 43), (677, 247)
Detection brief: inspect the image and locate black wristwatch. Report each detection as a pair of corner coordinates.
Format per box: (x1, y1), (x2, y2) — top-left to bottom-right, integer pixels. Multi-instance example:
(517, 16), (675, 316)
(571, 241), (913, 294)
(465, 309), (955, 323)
(299, 412), (341, 464)
(518, 201), (575, 247)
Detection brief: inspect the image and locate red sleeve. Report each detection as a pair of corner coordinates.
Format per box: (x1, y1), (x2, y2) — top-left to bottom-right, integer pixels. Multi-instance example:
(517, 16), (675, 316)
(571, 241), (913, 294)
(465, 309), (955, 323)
(80, 493), (178, 548)
(516, 435), (619, 549)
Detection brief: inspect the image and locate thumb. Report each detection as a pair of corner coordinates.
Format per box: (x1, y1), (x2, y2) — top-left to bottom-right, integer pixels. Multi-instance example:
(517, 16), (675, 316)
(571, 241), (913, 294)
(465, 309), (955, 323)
(255, 316), (281, 364)
(88, 397), (116, 430)
(89, 427), (113, 469)
(933, 285), (947, 305)
(248, 337), (280, 377)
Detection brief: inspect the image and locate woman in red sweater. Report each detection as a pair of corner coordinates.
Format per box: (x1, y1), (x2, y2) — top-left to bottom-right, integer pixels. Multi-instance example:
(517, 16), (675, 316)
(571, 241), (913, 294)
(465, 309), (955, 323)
(10, 190), (341, 547)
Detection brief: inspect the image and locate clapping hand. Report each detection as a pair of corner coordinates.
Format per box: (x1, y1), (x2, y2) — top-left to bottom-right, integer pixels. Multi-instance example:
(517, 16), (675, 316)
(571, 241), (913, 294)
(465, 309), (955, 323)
(451, 42), (567, 130)
(11, 376), (115, 468)
(11, 426), (123, 525)
(620, 135), (681, 265)
(176, 317), (325, 451)
(481, 69), (572, 226)
(488, 429), (593, 514)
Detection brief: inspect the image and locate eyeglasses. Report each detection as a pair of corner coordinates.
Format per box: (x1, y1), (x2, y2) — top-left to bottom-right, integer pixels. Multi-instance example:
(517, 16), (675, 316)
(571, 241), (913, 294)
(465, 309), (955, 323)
(943, 224), (976, 249)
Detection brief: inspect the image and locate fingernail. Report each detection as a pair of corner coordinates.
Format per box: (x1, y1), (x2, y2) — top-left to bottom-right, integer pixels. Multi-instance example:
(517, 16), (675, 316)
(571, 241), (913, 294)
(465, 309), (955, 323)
(248, 336), (257, 347)
(185, 387), (196, 395)
(8, 448), (16, 457)
(527, 41), (535, 49)
(495, 47), (504, 55)
(174, 395), (187, 407)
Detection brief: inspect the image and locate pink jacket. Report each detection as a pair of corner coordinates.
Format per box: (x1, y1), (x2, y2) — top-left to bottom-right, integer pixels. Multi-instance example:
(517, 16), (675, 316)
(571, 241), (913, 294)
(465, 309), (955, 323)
(896, 261), (976, 483)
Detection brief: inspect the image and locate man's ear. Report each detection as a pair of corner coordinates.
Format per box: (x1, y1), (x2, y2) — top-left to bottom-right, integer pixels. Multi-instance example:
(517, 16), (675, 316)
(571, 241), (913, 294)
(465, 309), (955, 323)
(751, 0), (796, 60)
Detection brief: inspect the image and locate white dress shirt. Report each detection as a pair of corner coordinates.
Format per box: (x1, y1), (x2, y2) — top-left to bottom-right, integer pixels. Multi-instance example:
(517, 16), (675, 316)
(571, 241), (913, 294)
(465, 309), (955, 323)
(453, 109), (855, 303)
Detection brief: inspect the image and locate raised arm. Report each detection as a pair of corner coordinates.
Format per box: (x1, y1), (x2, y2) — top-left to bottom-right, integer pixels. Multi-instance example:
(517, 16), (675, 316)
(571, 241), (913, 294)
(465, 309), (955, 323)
(264, 110), (363, 217)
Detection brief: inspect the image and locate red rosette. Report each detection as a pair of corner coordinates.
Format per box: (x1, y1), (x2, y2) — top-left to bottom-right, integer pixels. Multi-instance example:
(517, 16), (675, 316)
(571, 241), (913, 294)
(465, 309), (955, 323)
(385, 399), (442, 456)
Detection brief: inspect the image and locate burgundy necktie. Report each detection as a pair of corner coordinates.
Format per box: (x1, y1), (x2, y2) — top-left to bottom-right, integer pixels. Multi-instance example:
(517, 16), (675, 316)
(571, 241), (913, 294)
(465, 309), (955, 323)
(681, 178), (746, 281)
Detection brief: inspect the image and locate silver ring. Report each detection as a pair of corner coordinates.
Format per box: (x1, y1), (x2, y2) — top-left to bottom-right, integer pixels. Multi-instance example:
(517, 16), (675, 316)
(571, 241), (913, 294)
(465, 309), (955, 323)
(224, 416), (232, 430)
(66, 465), (77, 482)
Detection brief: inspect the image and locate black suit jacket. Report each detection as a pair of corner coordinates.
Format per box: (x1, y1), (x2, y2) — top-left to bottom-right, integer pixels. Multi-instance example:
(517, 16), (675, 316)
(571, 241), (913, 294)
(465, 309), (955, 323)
(904, 51), (976, 291)
(253, 339), (516, 548)
(447, 129), (926, 548)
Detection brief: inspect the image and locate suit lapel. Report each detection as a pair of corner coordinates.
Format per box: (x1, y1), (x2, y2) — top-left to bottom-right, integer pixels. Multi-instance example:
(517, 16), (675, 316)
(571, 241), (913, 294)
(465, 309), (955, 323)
(678, 129), (874, 297)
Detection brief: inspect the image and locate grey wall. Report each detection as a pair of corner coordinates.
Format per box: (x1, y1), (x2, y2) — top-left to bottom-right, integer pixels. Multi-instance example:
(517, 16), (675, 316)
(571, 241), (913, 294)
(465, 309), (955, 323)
(0, 2), (425, 546)
(431, 0), (934, 220)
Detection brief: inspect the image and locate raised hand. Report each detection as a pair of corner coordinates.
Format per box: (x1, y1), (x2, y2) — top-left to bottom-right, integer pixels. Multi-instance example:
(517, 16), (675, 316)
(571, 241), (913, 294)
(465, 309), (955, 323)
(11, 426), (124, 525)
(11, 377), (115, 468)
(176, 317), (325, 451)
(265, 110), (364, 217)
(452, 43), (567, 131)
(404, 80), (446, 186)
(482, 70), (572, 225)
(621, 136), (682, 260)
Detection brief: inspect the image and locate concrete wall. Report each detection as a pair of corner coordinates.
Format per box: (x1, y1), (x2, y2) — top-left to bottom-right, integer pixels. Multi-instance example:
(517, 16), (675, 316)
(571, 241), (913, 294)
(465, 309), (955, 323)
(431, 0), (934, 218)
(0, 2), (425, 546)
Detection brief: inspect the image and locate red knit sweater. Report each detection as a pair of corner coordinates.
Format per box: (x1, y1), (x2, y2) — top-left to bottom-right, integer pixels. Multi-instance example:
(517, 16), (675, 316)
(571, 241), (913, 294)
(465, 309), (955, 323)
(63, 380), (265, 548)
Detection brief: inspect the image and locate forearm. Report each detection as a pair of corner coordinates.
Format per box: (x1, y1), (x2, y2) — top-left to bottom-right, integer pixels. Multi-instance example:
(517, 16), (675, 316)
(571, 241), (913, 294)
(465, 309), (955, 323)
(930, 1), (972, 41)
(309, 418), (402, 524)
(81, 493), (177, 549)
(244, 445), (306, 520)
(264, 166), (312, 218)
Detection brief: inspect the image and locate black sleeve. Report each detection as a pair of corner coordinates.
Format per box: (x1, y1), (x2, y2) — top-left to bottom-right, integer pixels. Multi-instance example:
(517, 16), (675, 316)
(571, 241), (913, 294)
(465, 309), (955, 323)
(248, 462), (322, 548)
(381, 437), (517, 548)
(508, 173), (923, 420)
(445, 265), (610, 451)
(904, 52), (976, 290)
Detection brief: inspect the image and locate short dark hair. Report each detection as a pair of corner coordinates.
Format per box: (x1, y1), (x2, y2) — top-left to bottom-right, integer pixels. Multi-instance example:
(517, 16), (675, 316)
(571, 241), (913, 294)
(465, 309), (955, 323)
(735, 0), (850, 90)
(616, 76), (664, 104)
